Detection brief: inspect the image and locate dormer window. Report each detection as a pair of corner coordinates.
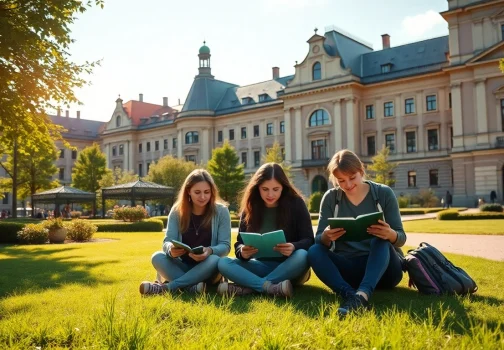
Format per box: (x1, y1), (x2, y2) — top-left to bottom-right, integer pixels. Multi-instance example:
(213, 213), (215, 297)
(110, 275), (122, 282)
(312, 62), (321, 80)
(242, 97), (253, 105)
(381, 64), (392, 73)
(259, 94), (268, 102)
(116, 115), (121, 127)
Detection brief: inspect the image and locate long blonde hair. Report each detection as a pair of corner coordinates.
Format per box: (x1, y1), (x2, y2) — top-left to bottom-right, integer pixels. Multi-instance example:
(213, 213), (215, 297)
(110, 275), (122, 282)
(173, 169), (223, 233)
(327, 149), (366, 187)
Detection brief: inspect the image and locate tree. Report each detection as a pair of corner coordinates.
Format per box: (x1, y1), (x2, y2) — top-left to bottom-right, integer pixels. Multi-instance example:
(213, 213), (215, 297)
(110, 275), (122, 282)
(262, 141), (291, 178)
(366, 145), (397, 187)
(145, 156), (198, 204)
(72, 143), (110, 215)
(207, 140), (245, 206)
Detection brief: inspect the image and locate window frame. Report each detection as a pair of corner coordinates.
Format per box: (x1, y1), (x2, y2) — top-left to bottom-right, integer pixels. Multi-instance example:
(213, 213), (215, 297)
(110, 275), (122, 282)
(119, 145), (124, 156)
(280, 121), (285, 134)
(185, 131), (199, 145)
(241, 127), (247, 139)
(217, 130), (223, 143)
(427, 128), (439, 151)
(365, 105), (374, 120)
(426, 94), (437, 112)
(366, 135), (376, 156)
(253, 151), (260, 167)
(406, 130), (417, 153)
(429, 169), (439, 187)
(385, 133), (396, 153)
(384, 101), (394, 117)
(309, 109), (330, 127)
(253, 125), (259, 137)
(312, 62), (321, 81)
(405, 98), (415, 115)
(241, 152), (247, 167)
(408, 170), (417, 188)
(266, 123), (273, 136)
(229, 129), (235, 141)
(311, 139), (327, 160)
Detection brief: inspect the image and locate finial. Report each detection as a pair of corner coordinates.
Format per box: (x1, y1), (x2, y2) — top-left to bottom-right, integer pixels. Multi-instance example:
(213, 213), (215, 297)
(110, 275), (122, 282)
(203, 40), (206, 45)
(314, 27), (318, 34)
(295, 60), (298, 65)
(118, 94), (121, 98)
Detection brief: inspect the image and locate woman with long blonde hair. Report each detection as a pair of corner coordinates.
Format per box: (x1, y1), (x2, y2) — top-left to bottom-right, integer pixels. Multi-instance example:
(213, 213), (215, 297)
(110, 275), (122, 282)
(140, 169), (231, 295)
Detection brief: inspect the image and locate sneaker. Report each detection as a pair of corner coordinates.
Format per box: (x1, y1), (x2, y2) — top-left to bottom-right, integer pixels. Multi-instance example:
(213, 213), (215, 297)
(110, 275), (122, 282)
(217, 282), (255, 296)
(139, 281), (167, 295)
(185, 282), (206, 294)
(265, 280), (293, 298)
(337, 294), (370, 317)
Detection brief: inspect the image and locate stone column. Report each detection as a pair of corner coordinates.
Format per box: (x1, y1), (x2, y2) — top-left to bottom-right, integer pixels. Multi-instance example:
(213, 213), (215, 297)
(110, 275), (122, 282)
(439, 88), (447, 150)
(104, 144), (110, 168)
(260, 119), (266, 153)
(202, 128), (209, 163)
(376, 99), (383, 149)
(394, 95), (402, 154)
(128, 140), (134, 171)
(248, 122), (253, 166)
(496, 97), (503, 133)
(177, 129), (183, 159)
(284, 108), (292, 163)
(333, 100), (342, 151)
(345, 98), (355, 151)
(294, 107), (302, 164)
(416, 91), (425, 152)
(475, 78), (489, 145)
(451, 83), (464, 150)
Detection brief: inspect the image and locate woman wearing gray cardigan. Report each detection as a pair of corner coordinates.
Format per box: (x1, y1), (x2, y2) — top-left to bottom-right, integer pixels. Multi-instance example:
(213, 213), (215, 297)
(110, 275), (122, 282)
(139, 169), (231, 295)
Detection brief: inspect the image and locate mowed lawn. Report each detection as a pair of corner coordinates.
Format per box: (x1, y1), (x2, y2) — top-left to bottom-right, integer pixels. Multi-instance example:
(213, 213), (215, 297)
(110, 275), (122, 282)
(0, 231), (503, 349)
(403, 219), (504, 235)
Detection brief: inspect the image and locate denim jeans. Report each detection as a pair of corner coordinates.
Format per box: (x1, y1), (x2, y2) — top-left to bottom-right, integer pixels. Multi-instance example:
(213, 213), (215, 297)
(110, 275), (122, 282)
(218, 249), (310, 292)
(151, 251), (220, 291)
(307, 238), (403, 298)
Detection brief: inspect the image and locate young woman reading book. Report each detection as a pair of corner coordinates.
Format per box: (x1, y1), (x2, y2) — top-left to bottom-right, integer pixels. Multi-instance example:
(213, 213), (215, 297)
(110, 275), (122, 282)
(308, 149), (406, 316)
(139, 169), (231, 295)
(217, 163), (314, 298)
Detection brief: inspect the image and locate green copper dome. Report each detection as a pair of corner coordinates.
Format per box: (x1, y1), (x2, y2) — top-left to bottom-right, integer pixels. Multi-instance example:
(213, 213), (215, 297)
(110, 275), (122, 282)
(199, 41), (210, 54)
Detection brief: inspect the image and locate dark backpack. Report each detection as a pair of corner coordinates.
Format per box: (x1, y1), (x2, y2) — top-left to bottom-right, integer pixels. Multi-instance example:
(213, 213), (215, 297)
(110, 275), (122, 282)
(403, 242), (478, 295)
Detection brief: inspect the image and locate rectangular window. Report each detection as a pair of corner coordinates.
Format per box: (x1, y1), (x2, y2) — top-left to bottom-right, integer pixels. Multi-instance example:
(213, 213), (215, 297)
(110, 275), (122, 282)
(155, 141), (159, 151)
(119, 145), (124, 156)
(381, 64), (391, 73)
(60, 149), (65, 158)
(217, 130), (223, 142)
(242, 97), (252, 105)
(172, 138), (177, 149)
(259, 94), (268, 102)
(254, 151), (260, 166)
(367, 136), (376, 156)
(146, 142), (151, 152)
(501, 99), (504, 132)
(450, 127), (453, 149)
(426, 95), (437, 111)
(241, 152), (247, 167)
(241, 127), (247, 139)
(408, 170), (417, 188)
(365, 105), (374, 120)
(429, 169), (439, 186)
(3, 192), (9, 205)
(147, 162), (150, 173)
(280, 121), (285, 134)
(59, 168), (65, 180)
(253, 125), (259, 137)
(449, 93), (452, 109)
(281, 148), (285, 161)
(406, 131), (416, 153)
(139, 143), (143, 153)
(185, 155), (196, 163)
(138, 164), (143, 177)
(389, 172), (395, 188)
(112, 147), (117, 157)
(501, 24), (504, 40)
(229, 129), (235, 141)
(311, 139), (327, 160)
(428, 129), (439, 151)
(384, 102), (394, 117)
(164, 139), (168, 150)
(267, 123), (273, 135)
(71, 150), (77, 159)
(385, 133), (395, 153)
(405, 98), (415, 114)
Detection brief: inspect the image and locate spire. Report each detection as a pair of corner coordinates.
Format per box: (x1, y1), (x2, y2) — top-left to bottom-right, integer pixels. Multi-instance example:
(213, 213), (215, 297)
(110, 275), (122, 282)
(198, 41), (213, 77)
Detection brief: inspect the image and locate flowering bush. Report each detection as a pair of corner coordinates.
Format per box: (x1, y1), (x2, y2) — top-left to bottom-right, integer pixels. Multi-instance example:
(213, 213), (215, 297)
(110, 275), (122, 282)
(42, 217), (65, 230)
(17, 224), (49, 244)
(70, 211), (82, 218)
(66, 220), (97, 241)
(113, 205), (147, 222)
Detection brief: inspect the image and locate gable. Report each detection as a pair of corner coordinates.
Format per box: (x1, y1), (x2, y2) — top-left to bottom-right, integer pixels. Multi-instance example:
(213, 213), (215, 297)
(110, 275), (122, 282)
(468, 41), (504, 64)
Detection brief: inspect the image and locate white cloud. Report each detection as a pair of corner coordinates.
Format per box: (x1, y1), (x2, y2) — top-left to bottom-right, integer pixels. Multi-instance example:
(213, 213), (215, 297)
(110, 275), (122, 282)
(401, 10), (446, 38)
(262, 0), (328, 12)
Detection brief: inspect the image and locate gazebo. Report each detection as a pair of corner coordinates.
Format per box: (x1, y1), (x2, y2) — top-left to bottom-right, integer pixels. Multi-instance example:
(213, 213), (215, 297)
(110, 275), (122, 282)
(32, 185), (96, 217)
(101, 179), (174, 217)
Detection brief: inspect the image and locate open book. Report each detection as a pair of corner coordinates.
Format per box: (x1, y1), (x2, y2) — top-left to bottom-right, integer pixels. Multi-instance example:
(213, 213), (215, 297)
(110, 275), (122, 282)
(170, 239), (204, 255)
(239, 230), (287, 259)
(327, 211), (384, 242)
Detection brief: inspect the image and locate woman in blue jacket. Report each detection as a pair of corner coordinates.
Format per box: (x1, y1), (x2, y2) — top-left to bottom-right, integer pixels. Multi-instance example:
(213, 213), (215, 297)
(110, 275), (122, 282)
(140, 169), (231, 295)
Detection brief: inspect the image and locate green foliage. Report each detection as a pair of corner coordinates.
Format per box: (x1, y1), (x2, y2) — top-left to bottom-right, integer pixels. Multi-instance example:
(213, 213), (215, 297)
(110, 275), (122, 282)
(366, 145), (397, 186)
(398, 196), (409, 208)
(42, 217), (65, 230)
(95, 219), (163, 232)
(70, 211), (82, 218)
(66, 219), (97, 241)
(72, 143), (110, 193)
(417, 189), (439, 208)
(150, 216), (167, 227)
(500, 58), (504, 73)
(308, 191), (323, 213)
(0, 222), (25, 243)
(17, 223), (48, 244)
(262, 141), (291, 178)
(207, 140), (245, 205)
(113, 206), (147, 222)
(480, 204), (503, 213)
(145, 156), (198, 203)
(459, 212), (504, 220)
(437, 210), (460, 220)
(231, 220), (240, 228)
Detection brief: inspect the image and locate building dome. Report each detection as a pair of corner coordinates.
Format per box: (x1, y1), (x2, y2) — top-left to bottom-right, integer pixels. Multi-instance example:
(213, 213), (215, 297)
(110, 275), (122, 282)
(199, 43), (210, 54)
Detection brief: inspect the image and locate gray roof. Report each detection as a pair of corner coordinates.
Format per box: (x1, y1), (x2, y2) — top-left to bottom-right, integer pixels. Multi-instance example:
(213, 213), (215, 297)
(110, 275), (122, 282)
(102, 179), (174, 200)
(180, 77), (238, 116)
(32, 186), (96, 203)
(49, 114), (105, 140)
(324, 30), (373, 75)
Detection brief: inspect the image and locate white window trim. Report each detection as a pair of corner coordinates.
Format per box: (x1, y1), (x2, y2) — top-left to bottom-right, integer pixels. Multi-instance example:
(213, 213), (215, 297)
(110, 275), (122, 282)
(383, 101), (395, 118)
(425, 93), (439, 113)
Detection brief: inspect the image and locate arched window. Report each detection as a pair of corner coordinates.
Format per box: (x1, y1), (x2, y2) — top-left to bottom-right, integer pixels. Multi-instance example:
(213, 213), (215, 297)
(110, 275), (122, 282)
(185, 131), (199, 144)
(312, 62), (321, 81)
(312, 175), (328, 194)
(116, 115), (121, 127)
(309, 109), (329, 127)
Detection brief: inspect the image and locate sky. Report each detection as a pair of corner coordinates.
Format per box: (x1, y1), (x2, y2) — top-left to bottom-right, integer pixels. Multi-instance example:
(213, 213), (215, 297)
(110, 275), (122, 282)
(58, 0), (450, 122)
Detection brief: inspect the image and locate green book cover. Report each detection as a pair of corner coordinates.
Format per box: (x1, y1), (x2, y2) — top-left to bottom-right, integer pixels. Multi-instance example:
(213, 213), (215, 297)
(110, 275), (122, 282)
(327, 211), (384, 242)
(170, 239), (204, 254)
(239, 230), (287, 259)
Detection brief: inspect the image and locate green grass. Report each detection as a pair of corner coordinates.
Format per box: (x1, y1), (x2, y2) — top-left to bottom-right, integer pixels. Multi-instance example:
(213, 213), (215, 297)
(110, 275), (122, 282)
(403, 219), (504, 235)
(1, 232), (503, 349)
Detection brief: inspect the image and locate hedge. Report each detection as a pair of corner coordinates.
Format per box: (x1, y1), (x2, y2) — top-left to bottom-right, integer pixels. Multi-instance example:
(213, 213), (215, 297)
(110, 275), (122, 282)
(0, 222), (25, 243)
(458, 212), (504, 220)
(480, 204), (503, 213)
(437, 210), (460, 220)
(150, 216), (167, 227)
(231, 220), (239, 228)
(96, 218), (164, 232)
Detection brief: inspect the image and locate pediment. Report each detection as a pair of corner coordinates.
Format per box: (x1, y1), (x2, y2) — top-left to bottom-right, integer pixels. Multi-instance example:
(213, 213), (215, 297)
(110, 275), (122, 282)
(467, 41), (504, 64)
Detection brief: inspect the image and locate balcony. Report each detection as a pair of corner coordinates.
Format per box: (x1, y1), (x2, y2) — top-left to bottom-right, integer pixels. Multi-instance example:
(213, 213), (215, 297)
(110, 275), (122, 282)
(301, 158), (329, 168)
(496, 136), (504, 148)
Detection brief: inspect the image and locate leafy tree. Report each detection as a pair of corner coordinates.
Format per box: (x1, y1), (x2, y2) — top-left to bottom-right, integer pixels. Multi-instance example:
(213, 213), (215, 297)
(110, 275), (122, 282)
(366, 145), (397, 187)
(207, 140), (245, 206)
(262, 141), (291, 178)
(145, 156), (198, 205)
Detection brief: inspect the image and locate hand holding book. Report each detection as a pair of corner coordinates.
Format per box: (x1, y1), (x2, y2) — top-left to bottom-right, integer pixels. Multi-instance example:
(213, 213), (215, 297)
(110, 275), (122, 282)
(327, 212), (384, 242)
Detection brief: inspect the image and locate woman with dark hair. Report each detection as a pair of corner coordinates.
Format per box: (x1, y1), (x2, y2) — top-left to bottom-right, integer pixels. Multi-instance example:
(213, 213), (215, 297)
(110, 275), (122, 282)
(308, 149), (405, 317)
(217, 163), (314, 298)
(139, 169), (231, 295)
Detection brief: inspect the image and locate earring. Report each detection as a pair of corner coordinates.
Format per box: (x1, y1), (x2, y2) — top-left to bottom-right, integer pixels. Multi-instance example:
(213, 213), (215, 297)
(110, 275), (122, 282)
(188, 196), (192, 202)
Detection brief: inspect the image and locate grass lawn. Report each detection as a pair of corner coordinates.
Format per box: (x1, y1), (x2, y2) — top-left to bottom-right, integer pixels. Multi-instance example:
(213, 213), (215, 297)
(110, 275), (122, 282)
(1, 232), (503, 349)
(403, 219), (504, 235)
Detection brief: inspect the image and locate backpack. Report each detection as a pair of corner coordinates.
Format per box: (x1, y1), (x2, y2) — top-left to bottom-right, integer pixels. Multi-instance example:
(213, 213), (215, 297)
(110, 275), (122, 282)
(403, 242), (478, 295)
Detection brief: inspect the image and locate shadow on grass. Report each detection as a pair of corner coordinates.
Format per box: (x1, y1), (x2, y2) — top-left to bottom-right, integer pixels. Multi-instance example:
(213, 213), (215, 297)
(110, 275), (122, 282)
(0, 245), (119, 298)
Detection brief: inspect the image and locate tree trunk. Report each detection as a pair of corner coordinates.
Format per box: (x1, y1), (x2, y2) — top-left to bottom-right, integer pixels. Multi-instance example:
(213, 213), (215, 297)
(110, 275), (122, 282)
(10, 137), (17, 218)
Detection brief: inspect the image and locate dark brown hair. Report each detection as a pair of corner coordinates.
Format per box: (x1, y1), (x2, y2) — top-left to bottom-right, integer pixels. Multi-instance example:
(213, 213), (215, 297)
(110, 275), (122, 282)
(239, 163), (303, 232)
(327, 149), (366, 187)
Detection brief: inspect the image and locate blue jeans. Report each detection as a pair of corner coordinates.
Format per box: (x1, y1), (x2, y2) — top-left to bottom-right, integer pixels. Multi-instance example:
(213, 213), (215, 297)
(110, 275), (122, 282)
(218, 249), (310, 292)
(151, 251), (220, 291)
(307, 238), (403, 298)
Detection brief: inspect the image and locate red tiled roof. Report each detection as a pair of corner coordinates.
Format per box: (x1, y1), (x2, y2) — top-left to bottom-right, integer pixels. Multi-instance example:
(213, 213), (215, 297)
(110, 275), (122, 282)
(122, 101), (176, 125)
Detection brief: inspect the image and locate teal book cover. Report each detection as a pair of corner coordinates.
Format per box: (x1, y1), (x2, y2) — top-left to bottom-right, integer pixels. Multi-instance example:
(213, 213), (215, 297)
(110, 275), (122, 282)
(328, 212), (384, 242)
(239, 230), (287, 258)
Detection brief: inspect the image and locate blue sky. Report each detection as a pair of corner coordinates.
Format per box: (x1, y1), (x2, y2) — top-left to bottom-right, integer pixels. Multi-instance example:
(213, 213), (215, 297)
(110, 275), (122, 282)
(61, 0), (450, 122)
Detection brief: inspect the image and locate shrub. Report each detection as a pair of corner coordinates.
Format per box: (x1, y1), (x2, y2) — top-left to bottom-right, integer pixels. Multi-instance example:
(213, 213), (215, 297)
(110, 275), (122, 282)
(96, 218), (163, 232)
(437, 209), (460, 220)
(42, 217), (65, 230)
(150, 216), (167, 227)
(66, 219), (98, 241)
(17, 224), (48, 244)
(480, 204), (503, 213)
(458, 212), (504, 220)
(308, 192), (323, 213)
(397, 196), (409, 208)
(310, 213), (319, 220)
(0, 222), (26, 243)
(70, 211), (82, 218)
(113, 206), (147, 222)
(231, 220), (240, 228)
(400, 209), (425, 215)
(418, 188), (439, 208)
